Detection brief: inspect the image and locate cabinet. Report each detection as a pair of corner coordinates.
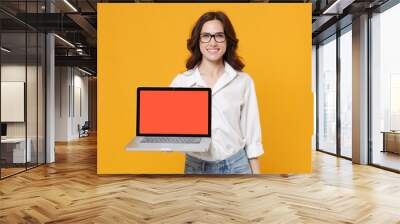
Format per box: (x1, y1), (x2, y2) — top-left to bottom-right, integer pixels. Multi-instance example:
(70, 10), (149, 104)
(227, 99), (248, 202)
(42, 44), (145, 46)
(0, 138), (32, 165)
(382, 132), (400, 154)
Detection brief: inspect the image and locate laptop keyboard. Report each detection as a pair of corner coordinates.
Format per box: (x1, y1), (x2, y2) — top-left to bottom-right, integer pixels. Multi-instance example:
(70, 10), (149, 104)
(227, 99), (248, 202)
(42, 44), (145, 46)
(140, 137), (202, 144)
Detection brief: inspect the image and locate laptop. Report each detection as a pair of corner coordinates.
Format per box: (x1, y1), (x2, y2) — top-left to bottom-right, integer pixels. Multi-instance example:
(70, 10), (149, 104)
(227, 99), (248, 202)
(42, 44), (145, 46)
(126, 87), (211, 152)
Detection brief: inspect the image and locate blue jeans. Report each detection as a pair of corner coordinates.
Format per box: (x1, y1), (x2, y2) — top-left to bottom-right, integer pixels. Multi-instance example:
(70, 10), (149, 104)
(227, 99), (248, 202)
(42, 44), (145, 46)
(185, 149), (252, 174)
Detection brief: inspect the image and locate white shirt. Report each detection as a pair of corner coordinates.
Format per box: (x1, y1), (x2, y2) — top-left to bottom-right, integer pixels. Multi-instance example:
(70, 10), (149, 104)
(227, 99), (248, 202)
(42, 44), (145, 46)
(170, 62), (264, 161)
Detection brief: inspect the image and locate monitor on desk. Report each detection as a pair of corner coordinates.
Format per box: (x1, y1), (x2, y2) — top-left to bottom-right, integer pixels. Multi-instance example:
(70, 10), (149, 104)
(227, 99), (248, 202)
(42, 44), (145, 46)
(1, 123), (7, 138)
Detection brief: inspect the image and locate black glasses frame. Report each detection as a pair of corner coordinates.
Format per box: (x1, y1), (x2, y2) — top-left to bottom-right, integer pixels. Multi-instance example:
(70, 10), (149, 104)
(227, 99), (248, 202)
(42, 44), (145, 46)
(199, 32), (226, 43)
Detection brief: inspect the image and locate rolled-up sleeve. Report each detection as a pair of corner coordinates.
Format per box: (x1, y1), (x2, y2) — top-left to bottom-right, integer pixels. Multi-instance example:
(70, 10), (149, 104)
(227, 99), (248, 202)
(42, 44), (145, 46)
(241, 77), (264, 159)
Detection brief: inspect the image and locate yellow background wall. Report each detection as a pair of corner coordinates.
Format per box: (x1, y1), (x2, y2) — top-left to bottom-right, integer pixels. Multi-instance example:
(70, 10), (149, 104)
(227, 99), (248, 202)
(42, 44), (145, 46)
(98, 3), (313, 174)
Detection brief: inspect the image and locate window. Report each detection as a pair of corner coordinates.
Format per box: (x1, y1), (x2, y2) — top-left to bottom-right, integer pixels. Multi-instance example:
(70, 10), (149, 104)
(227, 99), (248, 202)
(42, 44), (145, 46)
(371, 2), (400, 171)
(339, 28), (352, 158)
(317, 36), (337, 154)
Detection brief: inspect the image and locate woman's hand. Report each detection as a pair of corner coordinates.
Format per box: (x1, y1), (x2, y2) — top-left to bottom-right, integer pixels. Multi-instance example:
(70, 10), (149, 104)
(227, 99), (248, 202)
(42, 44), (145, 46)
(249, 158), (260, 174)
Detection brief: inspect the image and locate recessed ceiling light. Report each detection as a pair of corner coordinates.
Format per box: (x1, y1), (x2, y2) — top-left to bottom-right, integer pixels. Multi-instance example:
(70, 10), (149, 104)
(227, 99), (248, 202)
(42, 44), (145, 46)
(1, 47), (11, 53)
(54, 34), (75, 48)
(77, 67), (93, 76)
(63, 0), (78, 12)
(322, 0), (354, 15)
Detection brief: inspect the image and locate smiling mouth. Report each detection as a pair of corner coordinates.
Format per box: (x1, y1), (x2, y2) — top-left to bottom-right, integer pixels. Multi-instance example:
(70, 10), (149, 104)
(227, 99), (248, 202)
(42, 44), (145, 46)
(207, 48), (220, 53)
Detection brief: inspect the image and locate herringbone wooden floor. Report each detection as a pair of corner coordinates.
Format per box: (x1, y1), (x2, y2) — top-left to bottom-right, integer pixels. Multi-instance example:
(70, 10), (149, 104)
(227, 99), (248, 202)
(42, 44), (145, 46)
(1, 134), (400, 224)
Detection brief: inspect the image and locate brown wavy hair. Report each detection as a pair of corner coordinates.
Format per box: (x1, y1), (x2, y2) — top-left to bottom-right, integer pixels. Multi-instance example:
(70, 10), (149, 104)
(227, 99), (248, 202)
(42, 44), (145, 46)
(186, 11), (245, 71)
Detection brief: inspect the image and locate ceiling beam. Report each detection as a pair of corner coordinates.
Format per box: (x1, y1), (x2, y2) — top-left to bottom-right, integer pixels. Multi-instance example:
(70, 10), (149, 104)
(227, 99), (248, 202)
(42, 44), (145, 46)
(55, 55), (96, 71)
(67, 13), (97, 39)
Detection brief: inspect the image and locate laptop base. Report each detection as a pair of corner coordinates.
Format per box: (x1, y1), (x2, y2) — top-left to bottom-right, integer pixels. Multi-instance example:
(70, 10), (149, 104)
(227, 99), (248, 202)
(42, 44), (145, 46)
(125, 137), (211, 152)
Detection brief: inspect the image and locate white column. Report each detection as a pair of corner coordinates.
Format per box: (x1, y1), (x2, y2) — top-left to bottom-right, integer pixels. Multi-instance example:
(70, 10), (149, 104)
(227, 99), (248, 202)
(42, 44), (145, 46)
(45, 1), (55, 163)
(46, 32), (55, 163)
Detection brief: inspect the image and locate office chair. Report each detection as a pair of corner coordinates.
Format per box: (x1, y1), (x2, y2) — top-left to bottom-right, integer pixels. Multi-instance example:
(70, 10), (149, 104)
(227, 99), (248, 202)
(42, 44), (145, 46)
(79, 121), (90, 138)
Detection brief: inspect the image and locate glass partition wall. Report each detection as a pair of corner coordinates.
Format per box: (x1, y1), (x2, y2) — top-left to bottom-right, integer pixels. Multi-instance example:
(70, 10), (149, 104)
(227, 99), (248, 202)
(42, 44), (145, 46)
(317, 35), (337, 155)
(0, 1), (46, 179)
(316, 0), (400, 172)
(370, 2), (400, 172)
(316, 26), (353, 159)
(339, 27), (352, 159)
(0, 30), (27, 177)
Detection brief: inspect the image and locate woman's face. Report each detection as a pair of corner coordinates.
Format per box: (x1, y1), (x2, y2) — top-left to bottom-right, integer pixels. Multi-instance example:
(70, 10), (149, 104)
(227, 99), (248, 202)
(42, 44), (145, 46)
(199, 19), (227, 63)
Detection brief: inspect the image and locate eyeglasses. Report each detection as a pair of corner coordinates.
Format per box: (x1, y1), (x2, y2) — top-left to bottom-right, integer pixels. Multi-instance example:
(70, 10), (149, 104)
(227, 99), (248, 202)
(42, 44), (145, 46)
(200, 32), (226, 43)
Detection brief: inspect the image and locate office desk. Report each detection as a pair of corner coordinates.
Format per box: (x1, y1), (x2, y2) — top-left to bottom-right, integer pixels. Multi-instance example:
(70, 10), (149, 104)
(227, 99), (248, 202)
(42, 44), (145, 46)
(381, 131), (400, 154)
(1, 138), (31, 163)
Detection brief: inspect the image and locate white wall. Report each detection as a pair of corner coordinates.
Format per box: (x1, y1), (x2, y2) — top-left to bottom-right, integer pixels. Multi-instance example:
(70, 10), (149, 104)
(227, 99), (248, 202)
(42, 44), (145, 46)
(55, 66), (70, 141)
(1, 65), (38, 137)
(72, 73), (89, 138)
(55, 67), (89, 141)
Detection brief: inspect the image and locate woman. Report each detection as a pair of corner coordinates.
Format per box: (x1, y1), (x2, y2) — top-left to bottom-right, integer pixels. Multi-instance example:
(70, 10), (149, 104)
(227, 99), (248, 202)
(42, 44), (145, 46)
(171, 11), (264, 174)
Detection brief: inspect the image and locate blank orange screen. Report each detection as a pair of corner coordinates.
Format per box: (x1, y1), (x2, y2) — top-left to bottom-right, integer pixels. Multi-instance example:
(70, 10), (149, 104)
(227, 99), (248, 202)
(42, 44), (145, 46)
(139, 90), (209, 135)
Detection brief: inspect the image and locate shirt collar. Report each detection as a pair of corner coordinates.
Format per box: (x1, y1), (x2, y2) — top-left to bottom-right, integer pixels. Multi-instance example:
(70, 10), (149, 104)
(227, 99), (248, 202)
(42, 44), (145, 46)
(187, 61), (238, 95)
